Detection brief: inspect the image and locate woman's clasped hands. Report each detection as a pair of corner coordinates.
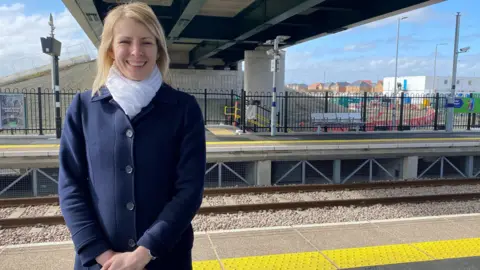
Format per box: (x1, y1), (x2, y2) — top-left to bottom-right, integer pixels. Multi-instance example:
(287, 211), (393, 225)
(100, 247), (151, 270)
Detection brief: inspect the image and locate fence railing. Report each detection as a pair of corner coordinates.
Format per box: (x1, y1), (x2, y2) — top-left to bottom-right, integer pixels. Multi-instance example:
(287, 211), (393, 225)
(0, 87), (478, 135)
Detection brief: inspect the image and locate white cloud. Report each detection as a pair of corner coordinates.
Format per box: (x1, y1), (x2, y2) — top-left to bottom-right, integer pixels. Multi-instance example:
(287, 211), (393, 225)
(343, 42), (376, 52)
(0, 3), (96, 77)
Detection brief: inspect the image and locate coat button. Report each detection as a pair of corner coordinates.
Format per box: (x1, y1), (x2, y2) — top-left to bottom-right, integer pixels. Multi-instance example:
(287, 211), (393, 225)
(128, 239), (136, 248)
(126, 202), (135, 211)
(126, 129), (133, 138)
(126, 165), (133, 174)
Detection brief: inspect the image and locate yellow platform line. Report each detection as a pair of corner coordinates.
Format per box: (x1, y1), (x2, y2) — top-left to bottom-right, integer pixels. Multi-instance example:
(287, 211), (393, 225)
(192, 237), (480, 270)
(1, 137), (480, 149)
(207, 128), (236, 136)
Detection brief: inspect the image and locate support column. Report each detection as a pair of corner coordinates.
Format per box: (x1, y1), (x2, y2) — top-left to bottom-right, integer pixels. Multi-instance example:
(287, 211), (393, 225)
(255, 160), (272, 186)
(32, 169), (38, 197)
(333, 160), (341, 184)
(465, 156), (474, 177)
(244, 46), (285, 93)
(401, 156), (418, 180)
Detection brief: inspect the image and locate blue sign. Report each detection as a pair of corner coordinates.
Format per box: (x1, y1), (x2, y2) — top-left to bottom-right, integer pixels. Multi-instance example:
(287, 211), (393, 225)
(403, 79), (407, 91)
(454, 98), (463, 108)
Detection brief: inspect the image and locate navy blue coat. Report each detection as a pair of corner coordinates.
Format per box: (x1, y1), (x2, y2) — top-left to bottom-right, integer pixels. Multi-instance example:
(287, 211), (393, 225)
(58, 83), (206, 270)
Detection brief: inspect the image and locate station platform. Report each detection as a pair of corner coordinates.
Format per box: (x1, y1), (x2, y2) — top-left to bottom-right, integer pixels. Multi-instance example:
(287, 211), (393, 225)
(0, 129), (479, 147)
(0, 214), (478, 269)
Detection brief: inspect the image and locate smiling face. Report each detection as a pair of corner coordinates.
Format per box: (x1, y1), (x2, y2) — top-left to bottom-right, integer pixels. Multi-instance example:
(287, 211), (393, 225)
(109, 17), (158, 81)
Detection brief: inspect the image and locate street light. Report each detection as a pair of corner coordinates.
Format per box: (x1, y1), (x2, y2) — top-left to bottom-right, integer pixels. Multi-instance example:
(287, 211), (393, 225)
(392, 16), (407, 130)
(265, 35), (289, 136)
(432, 43), (447, 93)
(446, 12), (471, 132)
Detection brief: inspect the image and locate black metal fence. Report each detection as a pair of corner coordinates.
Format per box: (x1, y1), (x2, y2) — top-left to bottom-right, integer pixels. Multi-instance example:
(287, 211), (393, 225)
(0, 87), (478, 135)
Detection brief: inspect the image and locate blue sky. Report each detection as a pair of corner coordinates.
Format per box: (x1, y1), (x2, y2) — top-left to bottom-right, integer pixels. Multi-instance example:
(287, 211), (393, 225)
(0, 0), (479, 84)
(285, 0), (480, 84)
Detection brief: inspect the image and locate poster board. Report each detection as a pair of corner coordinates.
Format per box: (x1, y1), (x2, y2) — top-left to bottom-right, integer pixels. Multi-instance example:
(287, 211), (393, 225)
(454, 97), (480, 113)
(0, 94), (26, 129)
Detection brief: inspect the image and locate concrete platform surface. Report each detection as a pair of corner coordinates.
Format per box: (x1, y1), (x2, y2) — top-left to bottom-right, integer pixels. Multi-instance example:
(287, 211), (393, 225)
(0, 130), (479, 146)
(0, 214), (479, 269)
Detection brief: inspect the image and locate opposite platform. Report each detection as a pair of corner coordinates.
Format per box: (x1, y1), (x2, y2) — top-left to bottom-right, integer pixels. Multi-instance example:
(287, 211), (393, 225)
(0, 214), (479, 269)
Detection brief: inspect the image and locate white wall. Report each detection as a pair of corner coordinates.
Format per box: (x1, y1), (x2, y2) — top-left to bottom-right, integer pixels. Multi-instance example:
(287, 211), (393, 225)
(168, 68), (243, 91)
(383, 76), (480, 95)
(383, 76), (426, 94)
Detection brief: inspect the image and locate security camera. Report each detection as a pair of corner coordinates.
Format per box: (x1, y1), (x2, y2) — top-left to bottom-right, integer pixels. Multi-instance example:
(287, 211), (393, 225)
(266, 49), (274, 56)
(459, 46), (470, 53)
(277, 35), (290, 42)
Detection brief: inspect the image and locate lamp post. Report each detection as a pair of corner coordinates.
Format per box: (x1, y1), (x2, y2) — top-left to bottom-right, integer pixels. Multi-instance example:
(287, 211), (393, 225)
(446, 12), (470, 132)
(392, 16), (408, 130)
(432, 43), (447, 93)
(266, 35), (289, 136)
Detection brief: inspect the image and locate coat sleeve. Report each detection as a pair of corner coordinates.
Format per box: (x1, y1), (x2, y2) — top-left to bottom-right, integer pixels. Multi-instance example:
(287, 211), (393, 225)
(137, 94), (206, 257)
(58, 93), (110, 267)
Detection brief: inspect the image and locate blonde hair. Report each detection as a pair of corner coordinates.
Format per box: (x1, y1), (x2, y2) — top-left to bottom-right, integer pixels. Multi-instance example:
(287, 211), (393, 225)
(91, 1), (170, 95)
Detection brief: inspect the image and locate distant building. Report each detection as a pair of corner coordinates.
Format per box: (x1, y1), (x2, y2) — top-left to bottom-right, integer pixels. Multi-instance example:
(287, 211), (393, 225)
(346, 80), (372, 93)
(331, 82), (349, 92)
(307, 83), (323, 91)
(374, 80), (383, 93)
(383, 76), (480, 95)
(286, 83), (308, 91)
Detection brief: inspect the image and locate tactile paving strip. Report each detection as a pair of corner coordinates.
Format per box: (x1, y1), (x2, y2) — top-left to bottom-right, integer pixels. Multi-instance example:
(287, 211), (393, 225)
(413, 238), (480, 259)
(221, 252), (336, 270)
(193, 259), (222, 270)
(321, 244), (433, 269)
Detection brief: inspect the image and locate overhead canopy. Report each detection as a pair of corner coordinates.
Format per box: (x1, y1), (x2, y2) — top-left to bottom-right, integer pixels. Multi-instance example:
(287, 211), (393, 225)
(62, 0), (444, 69)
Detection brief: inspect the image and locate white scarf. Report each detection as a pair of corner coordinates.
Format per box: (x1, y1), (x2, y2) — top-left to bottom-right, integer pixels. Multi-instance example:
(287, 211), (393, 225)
(105, 63), (163, 118)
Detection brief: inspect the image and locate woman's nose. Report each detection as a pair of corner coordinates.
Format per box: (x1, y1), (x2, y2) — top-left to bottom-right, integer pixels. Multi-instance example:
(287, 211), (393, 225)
(130, 43), (144, 56)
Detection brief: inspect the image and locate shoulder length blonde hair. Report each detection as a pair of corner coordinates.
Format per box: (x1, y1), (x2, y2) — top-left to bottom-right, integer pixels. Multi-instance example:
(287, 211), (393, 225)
(91, 2), (170, 96)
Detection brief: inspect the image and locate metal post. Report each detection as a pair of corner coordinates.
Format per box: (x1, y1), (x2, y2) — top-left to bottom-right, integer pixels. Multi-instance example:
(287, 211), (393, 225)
(53, 54), (61, 138)
(270, 38), (279, 136)
(47, 16), (62, 139)
(392, 17), (407, 130)
(446, 12), (461, 132)
(433, 45), (438, 93)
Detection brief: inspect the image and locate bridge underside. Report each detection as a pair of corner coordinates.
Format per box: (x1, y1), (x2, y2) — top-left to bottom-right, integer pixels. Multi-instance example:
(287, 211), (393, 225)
(63, 0), (443, 70)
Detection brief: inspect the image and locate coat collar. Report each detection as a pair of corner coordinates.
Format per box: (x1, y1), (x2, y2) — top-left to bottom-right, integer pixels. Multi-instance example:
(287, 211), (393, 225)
(90, 83), (178, 105)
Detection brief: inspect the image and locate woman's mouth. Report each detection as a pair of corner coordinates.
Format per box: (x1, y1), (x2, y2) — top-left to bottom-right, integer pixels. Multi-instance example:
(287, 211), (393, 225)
(126, 60), (146, 67)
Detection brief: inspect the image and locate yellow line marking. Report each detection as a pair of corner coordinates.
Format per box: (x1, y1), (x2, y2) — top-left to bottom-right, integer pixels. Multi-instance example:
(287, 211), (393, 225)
(193, 237), (480, 269)
(0, 137), (479, 149)
(207, 128), (236, 136)
(322, 243), (432, 269)
(222, 252), (336, 270)
(206, 137), (480, 145)
(193, 259), (222, 270)
(413, 238), (480, 259)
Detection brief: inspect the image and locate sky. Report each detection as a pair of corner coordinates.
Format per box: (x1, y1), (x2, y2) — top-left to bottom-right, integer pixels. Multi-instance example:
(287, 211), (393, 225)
(0, 0), (479, 84)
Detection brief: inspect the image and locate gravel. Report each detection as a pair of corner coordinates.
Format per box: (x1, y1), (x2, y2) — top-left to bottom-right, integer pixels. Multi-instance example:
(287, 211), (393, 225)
(193, 199), (480, 231)
(0, 225), (71, 246)
(19, 205), (50, 218)
(0, 199), (479, 246)
(203, 184), (480, 205)
(0, 208), (15, 219)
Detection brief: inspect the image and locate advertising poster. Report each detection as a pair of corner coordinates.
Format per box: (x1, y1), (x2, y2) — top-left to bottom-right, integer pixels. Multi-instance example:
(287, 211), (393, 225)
(0, 94), (26, 129)
(454, 97), (480, 113)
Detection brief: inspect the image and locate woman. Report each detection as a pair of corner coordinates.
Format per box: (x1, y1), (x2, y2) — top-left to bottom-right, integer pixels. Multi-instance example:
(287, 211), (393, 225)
(58, 2), (206, 270)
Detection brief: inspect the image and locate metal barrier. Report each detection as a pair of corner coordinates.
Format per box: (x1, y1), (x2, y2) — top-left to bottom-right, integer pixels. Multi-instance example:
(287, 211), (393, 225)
(0, 87), (478, 135)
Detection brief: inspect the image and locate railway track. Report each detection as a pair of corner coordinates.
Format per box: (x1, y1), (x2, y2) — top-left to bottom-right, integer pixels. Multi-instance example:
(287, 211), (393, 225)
(1, 184), (479, 228)
(0, 178), (479, 207)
